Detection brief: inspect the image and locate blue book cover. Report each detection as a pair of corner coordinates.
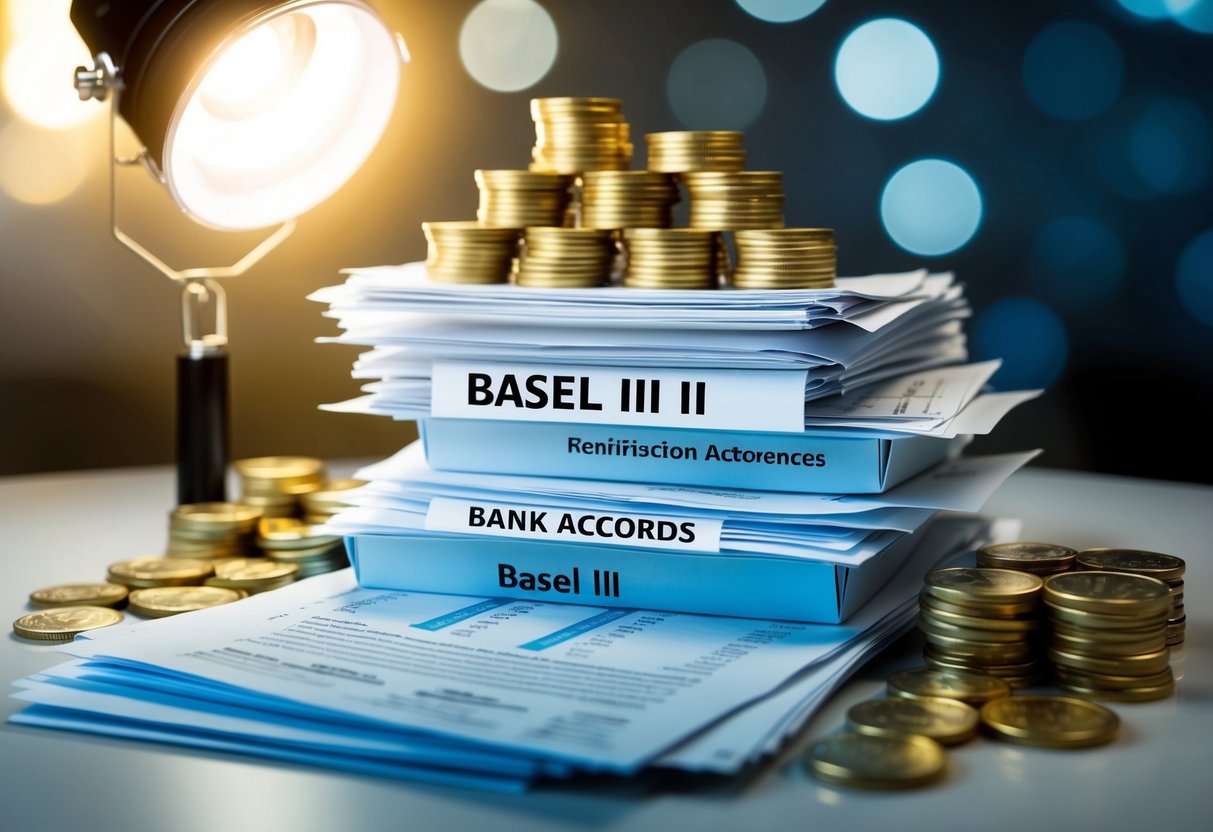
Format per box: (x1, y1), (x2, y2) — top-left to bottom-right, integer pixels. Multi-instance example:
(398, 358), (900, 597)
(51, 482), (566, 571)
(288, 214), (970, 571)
(419, 419), (960, 493)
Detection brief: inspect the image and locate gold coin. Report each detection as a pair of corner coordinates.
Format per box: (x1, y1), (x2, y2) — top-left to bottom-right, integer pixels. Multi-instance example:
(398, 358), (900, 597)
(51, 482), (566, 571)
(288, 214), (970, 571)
(919, 592), (1039, 618)
(918, 614), (1036, 644)
(170, 502), (263, 531)
(922, 648), (1040, 677)
(1074, 548), (1186, 582)
(107, 556), (215, 588)
(1058, 678), (1176, 703)
(887, 667), (1011, 705)
(1044, 600), (1169, 630)
(979, 695), (1119, 748)
(1051, 629), (1167, 657)
(28, 582), (129, 610)
(234, 455), (325, 481)
(1043, 571), (1172, 617)
(804, 732), (946, 790)
(127, 586), (243, 618)
(917, 603), (1042, 631)
(921, 637), (1037, 663)
(1053, 666), (1175, 691)
(847, 696), (979, 746)
(976, 541), (1077, 572)
(923, 568), (1044, 606)
(13, 606), (123, 641)
(258, 517), (342, 550)
(211, 558), (298, 582)
(1047, 646), (1171, 677)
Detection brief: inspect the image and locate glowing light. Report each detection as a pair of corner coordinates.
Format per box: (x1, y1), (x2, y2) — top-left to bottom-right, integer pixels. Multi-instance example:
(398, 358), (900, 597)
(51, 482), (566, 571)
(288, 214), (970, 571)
(1023, 22), (1123, 120)
(1031, 217), (1126, 309)
(1166, 0), (1213, 34)
(973, 298), (1069, 390)
(1116, 0), (1174, 19)
(166, 4), (401, 230)
(667, 39), (767, 130)
(1, 0), (102, 129)
(0, 121), (90, 205)
(1129, 97), (1212, 194)
(459, 0), (558, 93)
(735, 0), (828, 24)
(1176, 228), (1213, 327)
(880, 159), (982, 256)
(834, 19), (939, 121)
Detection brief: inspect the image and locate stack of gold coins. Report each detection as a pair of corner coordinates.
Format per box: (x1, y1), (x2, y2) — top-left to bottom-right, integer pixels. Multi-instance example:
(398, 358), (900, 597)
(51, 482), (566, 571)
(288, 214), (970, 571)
(474, 170), (574, 228)
(204, 558), (298, 594)
(166, 502), (262, 559)
(622, 228), (719, 289)
(235, 456), (327, 518)
(300, 479), (366, 525)
(919, 567), (1046, 687)
(732, 228), (836, 289)
(580, 171), (679, 230)
(106, 556), (216, 588)
(257, 518), (349, 578)
(530, 97), (632, 174)
(422, 221), (521, 285)
(645, 131), (746, 173)
(1075, 549), (1186, 647)
(684, 171), (784, 230)
(516, 227), (615, 287)
(977, 541), (1077, 577)
(126, 586), (243, 618)
(1043, 571), (1174, 702)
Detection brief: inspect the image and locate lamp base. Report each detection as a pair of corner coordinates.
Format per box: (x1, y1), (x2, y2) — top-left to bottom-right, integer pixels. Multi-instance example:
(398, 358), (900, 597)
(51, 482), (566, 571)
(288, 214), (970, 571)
(177, 348), (229, 505)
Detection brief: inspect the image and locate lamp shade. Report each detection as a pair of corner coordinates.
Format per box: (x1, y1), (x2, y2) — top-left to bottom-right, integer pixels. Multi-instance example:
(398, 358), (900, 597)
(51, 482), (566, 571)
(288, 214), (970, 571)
(71, 0), (401, 230)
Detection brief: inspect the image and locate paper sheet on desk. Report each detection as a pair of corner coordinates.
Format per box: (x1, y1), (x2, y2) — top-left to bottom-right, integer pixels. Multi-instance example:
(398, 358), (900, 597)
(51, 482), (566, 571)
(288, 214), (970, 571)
(9, 516), (991, 789)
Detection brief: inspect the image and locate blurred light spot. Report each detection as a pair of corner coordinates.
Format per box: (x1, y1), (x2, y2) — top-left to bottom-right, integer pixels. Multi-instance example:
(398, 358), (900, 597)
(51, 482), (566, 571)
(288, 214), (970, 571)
(834, 19), (939, 121)
(667, 39), (767, 130)
(735, 0), (827, 23)
(1023, 22), (1123, 120)
(1116, 0), (1175, 19)
(459, 0), (558, 93)
(0, 121), (90, 204)
(1129, 97), (1212, 193)
(1166, 0), (1213, 34)
(974, 298), (1069, 390)
(1031, 217), (1126, 309)
(1175, 228), (1213, 327)
(880, 159), (982, 256)
(2, 0), (102, 129)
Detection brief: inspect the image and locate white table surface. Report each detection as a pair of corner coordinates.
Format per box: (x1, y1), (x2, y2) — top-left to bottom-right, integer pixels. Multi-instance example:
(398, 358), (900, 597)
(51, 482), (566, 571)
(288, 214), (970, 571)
(1, 463), (1210, 832)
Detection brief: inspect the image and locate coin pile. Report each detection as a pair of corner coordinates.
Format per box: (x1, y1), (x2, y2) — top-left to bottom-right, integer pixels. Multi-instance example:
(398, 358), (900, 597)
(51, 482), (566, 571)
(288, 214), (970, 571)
(257, 518), (349, 578)
(977, 541), (1076, 577)
(645, 131), (746, 173)
(622, 228), (719, 289)
(1075, 548), (1186, 647)
(236, 456), (328, 518)
(684, 171), (784, 231)
(422, 221), (520, 285)
(732, 228), (836, 289)
(204, 558), (299, 595)
(300, 478), (366, 525)
(516, 227), (615, 287)
(530, 97), (632, 174)
(1043, 570), (1174, 702)
(919, 567), (1046, 688)
(167, 502), (262, 559)
(475, 169), (574, 228)
(580, 171), (679, 230)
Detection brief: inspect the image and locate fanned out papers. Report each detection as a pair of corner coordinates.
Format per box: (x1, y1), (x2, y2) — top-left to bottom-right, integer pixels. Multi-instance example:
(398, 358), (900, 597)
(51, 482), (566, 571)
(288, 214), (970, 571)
(311, 263), (939, 330)
(11, 516), (995, 792)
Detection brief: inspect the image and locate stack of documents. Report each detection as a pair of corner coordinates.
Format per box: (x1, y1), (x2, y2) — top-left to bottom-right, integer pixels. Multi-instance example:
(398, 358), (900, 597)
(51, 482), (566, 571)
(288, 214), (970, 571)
(11, 515), (999, 791)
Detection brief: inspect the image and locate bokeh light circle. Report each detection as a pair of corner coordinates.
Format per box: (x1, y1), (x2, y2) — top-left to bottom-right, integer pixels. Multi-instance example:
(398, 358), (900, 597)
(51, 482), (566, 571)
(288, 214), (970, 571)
(1166, 0), (1213, 34)
(973, 298), (1070, 390)
(1175, 228), (1213, 327)
(735, 0), (828, 24)
(667, 39), (767, 130)
(880, 159), (982, 256)
(1031, 217), (1127, 309)
(1129, 97), (1212, 193)
(459, 0), (558, 93)
(1023, 22), (1124, 120)
(1, 2), (102, 130)
(834, 19), (940, 121)
(1116, 0), (1174, 19)
(0, 121), (90, 205)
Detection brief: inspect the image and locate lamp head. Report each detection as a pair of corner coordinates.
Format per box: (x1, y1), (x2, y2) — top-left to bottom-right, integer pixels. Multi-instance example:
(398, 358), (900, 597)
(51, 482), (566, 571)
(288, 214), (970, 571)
(71, 0), (402, 230)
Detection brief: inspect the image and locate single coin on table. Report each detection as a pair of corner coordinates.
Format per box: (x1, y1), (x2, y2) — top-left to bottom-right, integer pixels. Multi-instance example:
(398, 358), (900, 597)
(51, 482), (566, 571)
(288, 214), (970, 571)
(846, 696), (979, 746)
(887, 666), (1012, 706)
(13, 606), (124, 641)
(979, 695), (1119, 748)
(804, 732), (947, 790)
(28, 582), (128, 609)
(127, 586), (244, 618)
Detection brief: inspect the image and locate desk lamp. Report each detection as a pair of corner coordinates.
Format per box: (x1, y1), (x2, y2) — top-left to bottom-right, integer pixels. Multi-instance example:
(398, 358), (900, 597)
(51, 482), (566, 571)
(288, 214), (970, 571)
(68, 0), (404, 504)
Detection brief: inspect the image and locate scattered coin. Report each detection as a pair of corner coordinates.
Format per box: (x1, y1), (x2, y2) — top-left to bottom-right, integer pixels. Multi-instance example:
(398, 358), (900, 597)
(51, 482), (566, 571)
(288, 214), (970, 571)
(846, 696), (979, 746)
(979, 695), (1119, 748)
(28, 583), (128, 610)
(106, 556), (216, 588)
(887, 667), (1012, 706)
(127, 586), (244, 618)
(13, 606), (123, 641)
(804, 732), (947, 790)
